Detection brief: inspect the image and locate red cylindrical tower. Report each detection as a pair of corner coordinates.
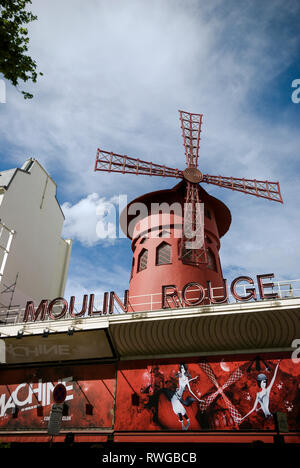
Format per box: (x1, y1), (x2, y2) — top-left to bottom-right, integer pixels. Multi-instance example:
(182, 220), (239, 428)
(120, 181), (231, 312)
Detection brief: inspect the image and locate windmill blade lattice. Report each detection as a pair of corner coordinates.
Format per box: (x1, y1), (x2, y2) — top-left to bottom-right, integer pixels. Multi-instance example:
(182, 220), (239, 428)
(202, 174), (283, 203)
(178, 110), (206, 265)
(179, 110), (203, 168)
(199, 360), (243, 428)
(95, 149), (182, 178)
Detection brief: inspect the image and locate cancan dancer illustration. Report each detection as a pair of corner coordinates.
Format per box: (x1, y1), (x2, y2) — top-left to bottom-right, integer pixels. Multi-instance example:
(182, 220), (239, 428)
(170, 363), (203, 430)
(241, 360), (280, 421)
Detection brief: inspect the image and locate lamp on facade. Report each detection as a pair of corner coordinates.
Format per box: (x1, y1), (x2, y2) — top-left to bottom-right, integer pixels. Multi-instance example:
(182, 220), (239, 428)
(16, 330), (24, 339)
(67, 325), (81, 336)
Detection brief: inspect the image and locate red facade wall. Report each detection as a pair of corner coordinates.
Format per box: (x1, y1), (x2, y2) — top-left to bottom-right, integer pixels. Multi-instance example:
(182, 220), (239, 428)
(0, 353), (299, 435)
(115, 354), (300, 432)
(0, 364), (115, 431)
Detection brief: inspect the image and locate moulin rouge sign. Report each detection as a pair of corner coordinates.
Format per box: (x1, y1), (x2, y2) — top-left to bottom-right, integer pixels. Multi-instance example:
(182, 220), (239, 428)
(23, 273), (279, 323)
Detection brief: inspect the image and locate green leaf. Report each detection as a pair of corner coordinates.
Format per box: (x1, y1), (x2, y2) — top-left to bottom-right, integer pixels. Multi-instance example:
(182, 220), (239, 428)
(0, 0), (42, 99)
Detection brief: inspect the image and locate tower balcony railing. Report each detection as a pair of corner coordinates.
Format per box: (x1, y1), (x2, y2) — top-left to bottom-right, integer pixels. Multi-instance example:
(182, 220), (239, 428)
(0, 279), (300, 326)
(123, 278), (300, 313)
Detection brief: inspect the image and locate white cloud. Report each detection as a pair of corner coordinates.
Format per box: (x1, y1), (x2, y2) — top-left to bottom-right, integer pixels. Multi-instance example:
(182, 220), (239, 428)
(62, 193), (126, 246)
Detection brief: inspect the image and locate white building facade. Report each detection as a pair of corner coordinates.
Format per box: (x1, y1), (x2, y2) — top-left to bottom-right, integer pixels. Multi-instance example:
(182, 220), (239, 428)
(0, 158), (72, 313)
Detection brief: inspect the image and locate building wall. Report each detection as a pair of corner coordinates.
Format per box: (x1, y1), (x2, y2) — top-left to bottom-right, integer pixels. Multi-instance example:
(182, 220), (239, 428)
(0, 159), (72, 307)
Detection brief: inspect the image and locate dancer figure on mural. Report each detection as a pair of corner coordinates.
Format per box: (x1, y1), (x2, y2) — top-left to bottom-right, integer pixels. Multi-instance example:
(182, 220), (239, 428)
(170, 363), (203, 430)
(241, 360), (280, 421)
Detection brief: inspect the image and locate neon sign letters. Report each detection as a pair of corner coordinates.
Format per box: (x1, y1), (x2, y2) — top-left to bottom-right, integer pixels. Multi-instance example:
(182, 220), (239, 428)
(23, 273), (278, 323)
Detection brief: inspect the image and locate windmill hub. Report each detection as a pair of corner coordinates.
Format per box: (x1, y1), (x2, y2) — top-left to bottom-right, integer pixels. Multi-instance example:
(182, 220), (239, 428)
(183, 167), (203, 184)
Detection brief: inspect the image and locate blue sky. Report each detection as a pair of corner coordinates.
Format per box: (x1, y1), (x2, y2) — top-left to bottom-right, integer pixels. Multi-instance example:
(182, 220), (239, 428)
(0, 0), (299, 301)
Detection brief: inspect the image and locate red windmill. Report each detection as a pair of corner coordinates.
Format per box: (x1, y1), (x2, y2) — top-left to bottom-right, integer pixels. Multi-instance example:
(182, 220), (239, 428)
(94, 110), (283, 312)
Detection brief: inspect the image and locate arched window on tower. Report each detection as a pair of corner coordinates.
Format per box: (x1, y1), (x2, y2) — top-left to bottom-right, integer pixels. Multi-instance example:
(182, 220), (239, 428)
(156, 242), (171, 265)
(181, 245), (193, 263)
(138, 248), (148, 272)
(207, 247), (217, 271)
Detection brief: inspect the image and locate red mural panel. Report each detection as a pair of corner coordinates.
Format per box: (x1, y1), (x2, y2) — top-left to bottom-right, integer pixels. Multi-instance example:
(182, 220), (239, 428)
(115, 354), (300, 432)
(0, 364), (115, 431)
